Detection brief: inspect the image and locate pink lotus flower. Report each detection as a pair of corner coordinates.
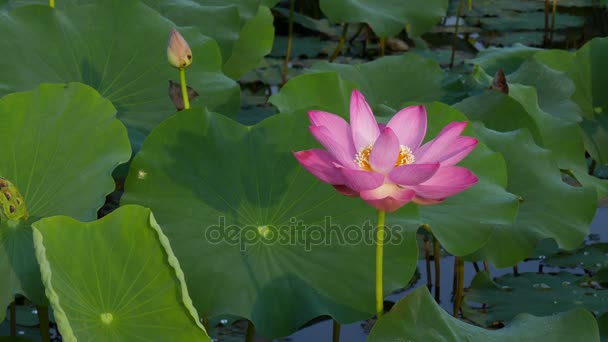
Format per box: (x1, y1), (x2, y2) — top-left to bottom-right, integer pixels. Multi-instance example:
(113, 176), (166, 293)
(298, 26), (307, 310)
(294, 90), (479, 212)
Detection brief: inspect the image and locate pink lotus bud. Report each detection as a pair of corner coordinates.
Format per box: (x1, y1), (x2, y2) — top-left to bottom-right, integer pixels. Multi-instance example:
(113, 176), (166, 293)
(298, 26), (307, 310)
(167, 28), (192, 68)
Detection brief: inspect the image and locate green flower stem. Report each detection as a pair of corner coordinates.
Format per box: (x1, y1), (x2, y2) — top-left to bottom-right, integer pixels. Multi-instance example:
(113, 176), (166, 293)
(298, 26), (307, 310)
(246, 321), (255, 342)
(379, 37), (386, 57)
(179, 67), (190, 110)
(10, 300), (16, 336)
(449, 0), (465, 69)
(282, 0), (295, 85)
(550, 0), (557, 43)
(37, 305), (51, 342)
(453, 258), (464, 317)
(332, 319), (341, 342)
(375, 209), (386, 318)
(49, 0), (55, 8)
(329, 23), (349, 63)
(543, 0), (549, 47)
(452, 257), (457, 295)
(433, 235), (441, 302)
(423, 235), (432, 290)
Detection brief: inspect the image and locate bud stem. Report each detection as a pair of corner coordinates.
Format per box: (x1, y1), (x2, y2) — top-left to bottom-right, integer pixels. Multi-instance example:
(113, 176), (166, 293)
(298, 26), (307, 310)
(179, 67), (190, 110)
(375, 209), (386, 318)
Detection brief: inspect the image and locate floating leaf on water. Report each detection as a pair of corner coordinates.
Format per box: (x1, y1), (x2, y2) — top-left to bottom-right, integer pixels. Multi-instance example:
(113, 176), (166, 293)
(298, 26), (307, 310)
(545, 243), (608, 273)
(465, 272), (608, 327)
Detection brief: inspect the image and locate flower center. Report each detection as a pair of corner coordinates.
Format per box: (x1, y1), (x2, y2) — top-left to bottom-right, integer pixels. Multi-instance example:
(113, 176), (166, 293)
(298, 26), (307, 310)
(355, 145), (415, 171)
(355, 145), (373, 171)
(396, 145), (415, 166)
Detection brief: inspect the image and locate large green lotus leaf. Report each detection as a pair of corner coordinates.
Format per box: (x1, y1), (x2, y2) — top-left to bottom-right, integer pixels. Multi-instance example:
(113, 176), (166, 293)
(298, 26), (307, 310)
(269, 72), (359, 115)
(465, 271), (607, 330)
(509, 59), (582, 123)
(121, 107), (419, 338)
(464, 66), (608, 195)
(141, 0), (240, 63)
(309, 54), (447, 108)
(319, 0), (448, 37)
(455, 86), (608, 199)
(536, 37), (608, 165)
(465, 126), (596, 267)
(31, 205), (210, 341)
(368, 286), (599, 341)
(271, 74), (518, 257)
(0, 0), (239, 151)
(0, 83), (130, 307)
(222, 6), (274, 79)
(469, 44), (541, 75)
(143, 1), (274, 79)
(507, 85), (608, 199)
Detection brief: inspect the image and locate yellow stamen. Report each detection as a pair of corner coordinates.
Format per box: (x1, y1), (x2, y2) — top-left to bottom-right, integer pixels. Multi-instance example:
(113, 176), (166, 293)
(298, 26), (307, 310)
(354, 144), (415, 171)
(355, 145), (373, 171)
(396, 145), (415, 166)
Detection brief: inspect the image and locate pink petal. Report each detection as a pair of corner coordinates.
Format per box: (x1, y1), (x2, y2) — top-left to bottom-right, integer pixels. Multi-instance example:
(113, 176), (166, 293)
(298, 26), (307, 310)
(293, 150), (344, 185)
(360, 184), (416, 212)
(411, 166), (478, 200)
(415, 122), (470, 164)
(350, 90), (380, 151)
(386, 105), (427, 150)
(417, 136), (478, 165)
(309, 126), (357, 168)
(389, 163), (440, 186)
(308, 110), (356, 153)
(369, 128), (400, 174)
(340, 167), (384, 192)
(333, 185), (359, 197)
(437, 137), (478, 166)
